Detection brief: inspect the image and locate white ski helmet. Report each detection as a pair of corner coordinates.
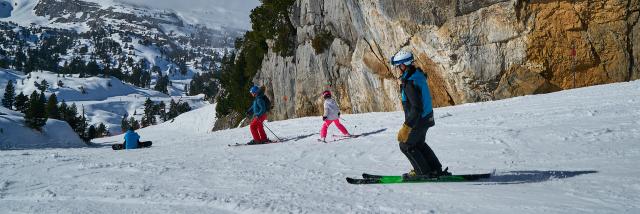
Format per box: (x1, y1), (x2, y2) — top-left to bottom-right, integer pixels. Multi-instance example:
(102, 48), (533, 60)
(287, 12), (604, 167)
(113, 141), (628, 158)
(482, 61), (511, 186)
(391, 50), (414, 66)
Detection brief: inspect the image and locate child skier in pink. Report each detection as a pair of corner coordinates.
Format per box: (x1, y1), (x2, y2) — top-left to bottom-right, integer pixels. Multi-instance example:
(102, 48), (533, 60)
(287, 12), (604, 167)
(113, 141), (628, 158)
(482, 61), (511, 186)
(319, 90), (351, 142)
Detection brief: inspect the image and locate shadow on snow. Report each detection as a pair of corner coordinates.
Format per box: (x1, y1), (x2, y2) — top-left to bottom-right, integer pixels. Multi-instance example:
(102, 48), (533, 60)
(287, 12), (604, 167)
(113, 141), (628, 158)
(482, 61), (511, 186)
(279, 133), (317, 143)
(477, 170), (598, 185)
(355, 128), (387, 137)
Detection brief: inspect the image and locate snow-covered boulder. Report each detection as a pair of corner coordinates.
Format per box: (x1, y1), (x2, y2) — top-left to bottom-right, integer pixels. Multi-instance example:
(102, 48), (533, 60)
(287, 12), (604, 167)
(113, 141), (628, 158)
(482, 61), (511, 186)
(0, 107), (85, 150)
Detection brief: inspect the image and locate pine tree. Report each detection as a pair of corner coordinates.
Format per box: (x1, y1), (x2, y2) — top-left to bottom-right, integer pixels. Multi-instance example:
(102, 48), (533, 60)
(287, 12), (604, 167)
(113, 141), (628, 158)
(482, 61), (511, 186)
(86, 60), (100, 76)
(128, 116), (140, 130)
(66, 103), (80, 130)
(120, 114), (130, 132)
(141, 97), (156, 127)
(178, 102), (191, 114)
(168, 99), (179, 119)
(75, 107), (88, 141)
(130, 65), (143, 87)
(14, 48), (26, 71)
(46, 93), (59, 119)
(158, 101), (167, 122)
(37, 79), (49, 92)
(142, 71), (152, 88)
(96, 123), (108, 137)
(2, 80), (15, 109)
(58, 101), (69, 121)
(24, 91), (47, 130)
(179, 60), (188, 75)
(87, 125), (97, 140)
(153, 75), (169, 94)
(14, 92), (29, 113)
(40, 91), (48, 118)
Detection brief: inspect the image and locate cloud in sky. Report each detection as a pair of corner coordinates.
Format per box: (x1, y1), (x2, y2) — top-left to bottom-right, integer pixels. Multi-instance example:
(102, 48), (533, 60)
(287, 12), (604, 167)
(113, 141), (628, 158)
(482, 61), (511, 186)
(114, 0), (261, 30)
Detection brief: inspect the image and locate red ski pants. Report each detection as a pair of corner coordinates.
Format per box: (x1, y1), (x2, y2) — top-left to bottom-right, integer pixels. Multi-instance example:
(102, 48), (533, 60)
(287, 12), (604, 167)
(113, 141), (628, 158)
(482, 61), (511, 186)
(250, 114), (268, 142)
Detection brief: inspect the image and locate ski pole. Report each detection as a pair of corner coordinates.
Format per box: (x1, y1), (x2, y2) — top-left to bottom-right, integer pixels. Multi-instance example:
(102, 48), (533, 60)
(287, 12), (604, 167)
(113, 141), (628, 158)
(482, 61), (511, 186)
(338, 117), (356, 128)
(263, 123), (282, 141)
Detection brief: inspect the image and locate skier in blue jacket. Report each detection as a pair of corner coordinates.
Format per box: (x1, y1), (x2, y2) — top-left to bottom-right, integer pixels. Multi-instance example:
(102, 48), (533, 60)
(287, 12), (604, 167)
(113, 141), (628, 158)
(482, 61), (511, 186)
(112, 127), (152, 150)
(124, 128), (141, 149)
(245, 85), (271, 145)
(391, 50), (449, 179)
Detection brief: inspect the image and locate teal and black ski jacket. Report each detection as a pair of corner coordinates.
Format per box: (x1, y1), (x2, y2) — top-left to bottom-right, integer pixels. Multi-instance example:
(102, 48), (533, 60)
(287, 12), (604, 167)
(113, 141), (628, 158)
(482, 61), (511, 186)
(401, 67), (435, 128)
(247, 91), (267, 118)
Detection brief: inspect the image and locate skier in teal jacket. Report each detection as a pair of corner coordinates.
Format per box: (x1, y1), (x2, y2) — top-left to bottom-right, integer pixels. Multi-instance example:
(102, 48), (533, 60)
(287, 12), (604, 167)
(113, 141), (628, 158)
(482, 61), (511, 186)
(391, 50), (449, 179)
(246, 86), (271, 144)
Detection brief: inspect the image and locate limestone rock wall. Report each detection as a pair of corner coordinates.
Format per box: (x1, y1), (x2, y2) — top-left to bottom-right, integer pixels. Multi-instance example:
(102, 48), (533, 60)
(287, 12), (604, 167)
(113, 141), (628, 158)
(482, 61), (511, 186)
(253, 0), (639, 121)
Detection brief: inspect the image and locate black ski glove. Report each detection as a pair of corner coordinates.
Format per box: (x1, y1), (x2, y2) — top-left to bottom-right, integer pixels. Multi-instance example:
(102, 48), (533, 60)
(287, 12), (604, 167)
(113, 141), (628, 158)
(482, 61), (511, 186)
(322, 116), (327, 121)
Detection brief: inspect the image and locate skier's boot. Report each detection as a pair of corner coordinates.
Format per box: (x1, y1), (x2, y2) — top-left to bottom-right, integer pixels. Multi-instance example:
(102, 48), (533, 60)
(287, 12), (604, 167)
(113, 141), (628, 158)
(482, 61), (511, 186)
(402, 169), (418, 180)
(428, 167), (451, 178)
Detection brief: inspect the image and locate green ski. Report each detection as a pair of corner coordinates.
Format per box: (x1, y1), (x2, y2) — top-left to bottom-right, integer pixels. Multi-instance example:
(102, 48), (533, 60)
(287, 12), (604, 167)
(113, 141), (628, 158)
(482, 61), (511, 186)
(346, 173), (491, 184)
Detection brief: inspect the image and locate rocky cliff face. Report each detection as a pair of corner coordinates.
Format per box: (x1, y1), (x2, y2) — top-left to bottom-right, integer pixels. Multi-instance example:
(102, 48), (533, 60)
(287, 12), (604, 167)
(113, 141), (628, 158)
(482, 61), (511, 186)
(253, 0), (639, 121)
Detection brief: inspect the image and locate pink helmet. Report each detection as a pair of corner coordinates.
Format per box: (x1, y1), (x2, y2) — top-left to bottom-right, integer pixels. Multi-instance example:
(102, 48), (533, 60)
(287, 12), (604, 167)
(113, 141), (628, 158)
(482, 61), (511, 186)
(322, 90), (332, 98)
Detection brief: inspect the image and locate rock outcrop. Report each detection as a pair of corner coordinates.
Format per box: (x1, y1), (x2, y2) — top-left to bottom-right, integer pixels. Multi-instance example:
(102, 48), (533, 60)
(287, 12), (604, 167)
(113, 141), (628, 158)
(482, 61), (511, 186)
(253, 0), (639, 121)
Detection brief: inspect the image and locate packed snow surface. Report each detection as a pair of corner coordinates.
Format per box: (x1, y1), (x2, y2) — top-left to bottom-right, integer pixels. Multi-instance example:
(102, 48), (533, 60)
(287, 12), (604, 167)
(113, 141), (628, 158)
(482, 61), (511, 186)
(1, 81), (639, 213)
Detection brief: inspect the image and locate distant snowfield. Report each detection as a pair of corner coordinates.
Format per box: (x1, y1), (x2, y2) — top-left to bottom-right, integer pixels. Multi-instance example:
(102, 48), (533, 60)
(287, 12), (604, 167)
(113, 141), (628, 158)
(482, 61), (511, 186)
(109, 0), (259, 30)
(1, 81), (639, 213)
(0, 69), (208, 134)
(2, 0), (90, 31)
(1, 0), (258, 31)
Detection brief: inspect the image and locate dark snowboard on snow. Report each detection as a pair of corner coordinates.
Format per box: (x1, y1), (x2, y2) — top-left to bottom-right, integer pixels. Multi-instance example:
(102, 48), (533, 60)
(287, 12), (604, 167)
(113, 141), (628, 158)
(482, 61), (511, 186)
(112, 141), (153, 150)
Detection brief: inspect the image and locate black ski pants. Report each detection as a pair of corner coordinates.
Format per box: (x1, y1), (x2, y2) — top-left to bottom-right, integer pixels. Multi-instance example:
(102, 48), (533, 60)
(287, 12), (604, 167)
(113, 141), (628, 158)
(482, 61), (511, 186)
(399, 122), (442, 175)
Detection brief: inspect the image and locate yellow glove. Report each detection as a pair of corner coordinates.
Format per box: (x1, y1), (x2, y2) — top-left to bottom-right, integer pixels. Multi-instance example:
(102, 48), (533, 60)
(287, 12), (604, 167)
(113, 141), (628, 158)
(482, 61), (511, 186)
(397, 124), (412, 143)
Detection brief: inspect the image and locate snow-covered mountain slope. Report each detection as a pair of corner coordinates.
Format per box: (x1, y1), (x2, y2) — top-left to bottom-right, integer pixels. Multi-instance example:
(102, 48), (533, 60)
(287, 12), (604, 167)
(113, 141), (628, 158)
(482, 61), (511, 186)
(3, 0), (252, 33)
(0, 69), (208, 134)
(0, 107), (85, 149)
(111, 0), (259, 30)
(1, 81), (639, 213)
(1, 0), (239, 93)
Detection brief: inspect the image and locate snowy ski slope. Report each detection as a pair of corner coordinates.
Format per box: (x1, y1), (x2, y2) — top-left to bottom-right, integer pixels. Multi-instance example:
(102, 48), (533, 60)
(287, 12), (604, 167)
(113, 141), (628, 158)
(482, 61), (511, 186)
(0, 81), (639, 213)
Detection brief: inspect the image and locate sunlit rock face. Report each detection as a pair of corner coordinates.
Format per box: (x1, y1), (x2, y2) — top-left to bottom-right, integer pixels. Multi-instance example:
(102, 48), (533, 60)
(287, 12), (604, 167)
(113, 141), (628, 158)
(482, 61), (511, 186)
(254, 0), (639, 121)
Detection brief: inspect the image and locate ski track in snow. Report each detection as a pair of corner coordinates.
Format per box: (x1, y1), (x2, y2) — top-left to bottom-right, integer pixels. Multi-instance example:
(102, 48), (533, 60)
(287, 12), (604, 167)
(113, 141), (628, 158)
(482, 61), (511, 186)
(1, 81), (640, 213)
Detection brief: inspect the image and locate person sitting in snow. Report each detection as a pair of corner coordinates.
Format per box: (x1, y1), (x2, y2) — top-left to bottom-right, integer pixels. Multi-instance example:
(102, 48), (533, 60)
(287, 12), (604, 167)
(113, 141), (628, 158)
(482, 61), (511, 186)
(391, 50), (450, 179)
(245, 85), (272, 145)
(318, 90), (351, 142)
(112, 127), (152, 150)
